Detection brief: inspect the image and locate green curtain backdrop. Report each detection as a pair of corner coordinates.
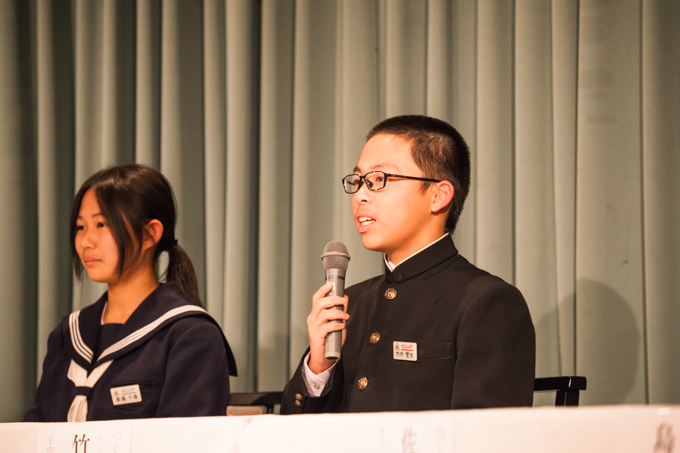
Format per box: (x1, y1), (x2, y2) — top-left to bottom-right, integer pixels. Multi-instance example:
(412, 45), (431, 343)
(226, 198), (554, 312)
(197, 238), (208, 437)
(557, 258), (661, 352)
(1, 0), (678, 421)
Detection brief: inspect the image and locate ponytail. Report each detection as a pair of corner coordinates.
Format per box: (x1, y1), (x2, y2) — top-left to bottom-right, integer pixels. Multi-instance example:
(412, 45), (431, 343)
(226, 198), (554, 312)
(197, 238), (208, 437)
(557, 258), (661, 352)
(166, 242), (202, 307)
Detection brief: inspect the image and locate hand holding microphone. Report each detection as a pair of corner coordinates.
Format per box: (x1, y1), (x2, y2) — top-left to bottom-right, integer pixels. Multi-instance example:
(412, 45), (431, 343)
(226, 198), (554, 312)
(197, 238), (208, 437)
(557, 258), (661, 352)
(306, 241), (351, 374)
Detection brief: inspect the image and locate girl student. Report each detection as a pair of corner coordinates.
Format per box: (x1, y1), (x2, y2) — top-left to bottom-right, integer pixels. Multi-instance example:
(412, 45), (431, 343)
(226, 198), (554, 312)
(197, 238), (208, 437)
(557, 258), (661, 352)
(25, 164), (236, 422)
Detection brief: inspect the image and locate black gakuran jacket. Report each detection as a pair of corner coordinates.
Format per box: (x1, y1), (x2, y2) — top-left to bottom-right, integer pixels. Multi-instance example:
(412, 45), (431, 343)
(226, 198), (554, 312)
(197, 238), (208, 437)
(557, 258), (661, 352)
(282, 237), (535, 413)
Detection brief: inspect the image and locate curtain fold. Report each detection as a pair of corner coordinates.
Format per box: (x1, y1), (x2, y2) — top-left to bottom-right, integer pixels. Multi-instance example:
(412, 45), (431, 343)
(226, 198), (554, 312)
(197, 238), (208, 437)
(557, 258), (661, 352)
(101, 0), (136, 166)
(223, 0), (260, 391)
(1, 0), (679, 420)
(514, 0), (559, 399)
(257, 0), (295, 392)
(36, 0), (75, 369)
(475, 0), (515, 284)
(385, 0), (426, 116)
(0, 0), (38, 423)
(449, 0), (477, 262)
(642, 0), (680, 405)
(551, 0), (579, 378)
(135, 0), (161, 167)
(159, 0), (206, 303)
(203, 0), (227, 322)
(575, 0), (646, 405)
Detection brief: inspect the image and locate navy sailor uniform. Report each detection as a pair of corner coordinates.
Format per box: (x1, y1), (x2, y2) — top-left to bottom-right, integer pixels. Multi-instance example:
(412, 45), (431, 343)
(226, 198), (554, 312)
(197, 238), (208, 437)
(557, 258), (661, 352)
(281, 237), (535, 413)
(25, 283), (237, 421)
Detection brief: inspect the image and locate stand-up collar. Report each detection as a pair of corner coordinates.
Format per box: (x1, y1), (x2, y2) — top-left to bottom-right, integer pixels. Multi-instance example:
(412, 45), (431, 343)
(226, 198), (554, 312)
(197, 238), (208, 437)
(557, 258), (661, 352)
(385, 236), (458, 283)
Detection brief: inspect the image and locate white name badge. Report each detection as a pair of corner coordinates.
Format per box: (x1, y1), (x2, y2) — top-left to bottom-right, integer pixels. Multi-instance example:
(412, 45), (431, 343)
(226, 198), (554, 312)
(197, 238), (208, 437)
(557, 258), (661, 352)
(393, 341), (418, 361)
(110, 384), (143, 406)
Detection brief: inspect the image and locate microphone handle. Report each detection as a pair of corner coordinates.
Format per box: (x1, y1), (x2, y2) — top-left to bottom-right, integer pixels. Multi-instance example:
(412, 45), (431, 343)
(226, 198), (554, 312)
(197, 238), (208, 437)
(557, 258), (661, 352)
(324, 268), (345, 360)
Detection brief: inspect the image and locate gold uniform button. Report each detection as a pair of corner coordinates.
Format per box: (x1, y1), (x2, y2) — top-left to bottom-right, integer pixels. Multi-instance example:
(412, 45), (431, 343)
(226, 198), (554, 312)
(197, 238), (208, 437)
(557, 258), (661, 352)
(357, 377), (368, 390)
(369, 332), (381, 344)
(385, 288), (397, 299)
(295, 393), (302, 401)
(295, 400), (302, 407)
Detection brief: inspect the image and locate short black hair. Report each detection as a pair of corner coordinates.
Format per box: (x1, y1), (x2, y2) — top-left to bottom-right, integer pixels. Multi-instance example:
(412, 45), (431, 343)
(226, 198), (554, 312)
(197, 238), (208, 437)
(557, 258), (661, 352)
(366, 115), (471, 233)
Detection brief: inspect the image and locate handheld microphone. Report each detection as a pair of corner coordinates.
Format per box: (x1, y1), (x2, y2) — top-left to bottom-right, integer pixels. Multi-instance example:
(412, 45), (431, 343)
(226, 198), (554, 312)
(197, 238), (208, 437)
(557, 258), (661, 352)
(321, 241), (351, 360)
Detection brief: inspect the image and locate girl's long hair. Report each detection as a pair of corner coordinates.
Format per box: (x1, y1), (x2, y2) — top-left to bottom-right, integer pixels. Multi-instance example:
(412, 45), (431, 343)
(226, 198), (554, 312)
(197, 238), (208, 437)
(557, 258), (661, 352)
(69, 164), (201, 306)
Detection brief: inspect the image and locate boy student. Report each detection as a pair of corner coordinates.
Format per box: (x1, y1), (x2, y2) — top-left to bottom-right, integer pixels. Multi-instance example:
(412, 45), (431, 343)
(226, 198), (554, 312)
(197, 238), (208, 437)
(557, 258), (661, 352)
(281, 115), (535, 413)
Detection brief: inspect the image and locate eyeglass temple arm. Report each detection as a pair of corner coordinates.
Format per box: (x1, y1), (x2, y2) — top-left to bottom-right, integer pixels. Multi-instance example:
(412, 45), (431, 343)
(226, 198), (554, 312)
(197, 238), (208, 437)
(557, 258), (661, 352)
(384, 173), (441, 183)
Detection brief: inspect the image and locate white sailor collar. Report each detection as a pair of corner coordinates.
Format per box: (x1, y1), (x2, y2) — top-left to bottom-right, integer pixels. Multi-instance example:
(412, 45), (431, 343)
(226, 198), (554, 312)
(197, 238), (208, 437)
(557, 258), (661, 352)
(66, 283), (233, 372)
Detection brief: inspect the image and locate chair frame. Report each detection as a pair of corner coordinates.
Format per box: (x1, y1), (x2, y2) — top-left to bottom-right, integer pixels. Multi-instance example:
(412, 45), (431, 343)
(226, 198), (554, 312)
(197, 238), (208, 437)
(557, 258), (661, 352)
(534, 376), (587, 406)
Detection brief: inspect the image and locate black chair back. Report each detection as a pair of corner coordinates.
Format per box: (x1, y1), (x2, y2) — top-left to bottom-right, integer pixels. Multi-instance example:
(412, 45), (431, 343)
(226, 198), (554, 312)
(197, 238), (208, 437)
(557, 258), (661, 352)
(227, 391), (283, 415)
(534, 376), (587, 406)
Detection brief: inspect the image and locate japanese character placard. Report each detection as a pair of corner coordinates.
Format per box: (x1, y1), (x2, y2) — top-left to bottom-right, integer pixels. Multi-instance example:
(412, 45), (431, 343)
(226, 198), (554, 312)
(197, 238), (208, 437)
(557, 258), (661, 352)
(37, 420), (130, 453)
(393, 341), (418, 361)
(110, 384), (142, 406)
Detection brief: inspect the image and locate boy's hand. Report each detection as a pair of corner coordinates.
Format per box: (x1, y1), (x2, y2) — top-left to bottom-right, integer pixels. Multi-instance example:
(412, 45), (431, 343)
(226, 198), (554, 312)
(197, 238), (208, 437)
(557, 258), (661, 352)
(307, 283), (349, 375)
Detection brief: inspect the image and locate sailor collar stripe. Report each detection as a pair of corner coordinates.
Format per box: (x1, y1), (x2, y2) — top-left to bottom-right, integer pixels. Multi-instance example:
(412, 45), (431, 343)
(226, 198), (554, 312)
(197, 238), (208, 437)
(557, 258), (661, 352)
(69, 311), (94, 363)
(69, 305), (208, 365)
(97, 305), (207, 362)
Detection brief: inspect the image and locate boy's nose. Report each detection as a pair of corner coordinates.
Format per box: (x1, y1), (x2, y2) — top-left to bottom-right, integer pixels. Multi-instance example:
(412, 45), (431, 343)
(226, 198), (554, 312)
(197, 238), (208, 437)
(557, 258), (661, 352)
(353, 181), (371, 202)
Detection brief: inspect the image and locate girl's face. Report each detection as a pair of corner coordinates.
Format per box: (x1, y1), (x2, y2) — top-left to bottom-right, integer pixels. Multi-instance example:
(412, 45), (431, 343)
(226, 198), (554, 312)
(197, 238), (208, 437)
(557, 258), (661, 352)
(75, 189), (121, 286)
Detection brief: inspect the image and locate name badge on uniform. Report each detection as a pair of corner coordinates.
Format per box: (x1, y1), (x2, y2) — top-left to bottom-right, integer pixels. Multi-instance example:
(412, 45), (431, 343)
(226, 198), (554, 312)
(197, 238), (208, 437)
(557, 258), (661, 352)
(393, 341), (417, 361)
(110, 384), (143, 406)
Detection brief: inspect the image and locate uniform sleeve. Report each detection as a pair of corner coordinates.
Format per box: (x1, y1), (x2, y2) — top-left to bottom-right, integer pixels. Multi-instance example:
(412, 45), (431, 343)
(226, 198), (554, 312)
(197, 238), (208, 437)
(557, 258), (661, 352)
(155, 319), (232, 417)
(281, 348), (344, 414)
(451, 281), (536, 409)
(301, 352), (337, 396)
(24, 325), (67, 422)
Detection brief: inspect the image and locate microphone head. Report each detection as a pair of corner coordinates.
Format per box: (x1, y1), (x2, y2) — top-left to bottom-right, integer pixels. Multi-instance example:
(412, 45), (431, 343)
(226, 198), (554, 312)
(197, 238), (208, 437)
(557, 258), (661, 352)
(321, 241), (351, 271)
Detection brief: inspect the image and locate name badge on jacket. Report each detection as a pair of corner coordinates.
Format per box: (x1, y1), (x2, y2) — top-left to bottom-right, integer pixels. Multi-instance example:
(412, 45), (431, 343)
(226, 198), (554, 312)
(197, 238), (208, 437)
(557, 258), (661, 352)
(393, 341), (417, 361)
(110, 384), (143, 406)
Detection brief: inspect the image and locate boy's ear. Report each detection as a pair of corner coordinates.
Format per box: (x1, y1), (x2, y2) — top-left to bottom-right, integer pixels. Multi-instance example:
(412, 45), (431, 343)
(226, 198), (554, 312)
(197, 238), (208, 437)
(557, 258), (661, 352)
(431, 180), (454, 214)
(143, 219), (164, 251)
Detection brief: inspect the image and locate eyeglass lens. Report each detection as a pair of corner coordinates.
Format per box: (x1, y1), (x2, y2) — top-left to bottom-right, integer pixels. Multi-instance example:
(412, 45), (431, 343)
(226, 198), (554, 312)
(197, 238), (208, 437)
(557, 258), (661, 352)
(344, 172), (387, 193)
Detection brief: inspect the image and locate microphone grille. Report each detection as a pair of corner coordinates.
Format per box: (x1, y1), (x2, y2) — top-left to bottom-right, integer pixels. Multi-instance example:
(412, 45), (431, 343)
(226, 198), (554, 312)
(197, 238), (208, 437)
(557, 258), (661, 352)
(321, 241), (351, 271)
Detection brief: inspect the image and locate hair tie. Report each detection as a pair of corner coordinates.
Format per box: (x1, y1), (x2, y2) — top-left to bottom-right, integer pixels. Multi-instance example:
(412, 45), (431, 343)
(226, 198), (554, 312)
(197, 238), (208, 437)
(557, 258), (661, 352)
(171, 238), (178, 248)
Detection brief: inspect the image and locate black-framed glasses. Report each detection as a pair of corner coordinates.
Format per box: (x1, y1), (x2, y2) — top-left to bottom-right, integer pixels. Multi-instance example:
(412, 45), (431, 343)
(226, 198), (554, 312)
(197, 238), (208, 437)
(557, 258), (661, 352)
(342, 171), (441, 194)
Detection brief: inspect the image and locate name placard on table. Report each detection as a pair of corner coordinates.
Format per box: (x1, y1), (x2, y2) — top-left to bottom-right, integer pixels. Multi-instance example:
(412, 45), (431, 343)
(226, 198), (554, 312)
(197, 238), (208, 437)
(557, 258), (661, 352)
(37, 420), (130, 453)
(1, 406), (678, 453)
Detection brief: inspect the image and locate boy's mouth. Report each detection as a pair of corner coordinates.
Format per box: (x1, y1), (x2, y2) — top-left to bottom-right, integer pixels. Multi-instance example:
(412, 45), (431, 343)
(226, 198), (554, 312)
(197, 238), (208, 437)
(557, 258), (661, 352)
(358, 216), (375, 227)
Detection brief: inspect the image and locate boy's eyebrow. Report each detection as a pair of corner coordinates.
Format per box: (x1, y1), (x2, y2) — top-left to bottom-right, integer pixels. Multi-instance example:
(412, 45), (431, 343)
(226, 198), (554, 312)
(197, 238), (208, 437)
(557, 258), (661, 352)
(353, 162), (396, 173)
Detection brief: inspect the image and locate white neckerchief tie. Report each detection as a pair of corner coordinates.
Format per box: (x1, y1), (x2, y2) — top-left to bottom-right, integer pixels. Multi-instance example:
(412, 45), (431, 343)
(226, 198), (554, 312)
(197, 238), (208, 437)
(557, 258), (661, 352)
(66, 359), (113, 422)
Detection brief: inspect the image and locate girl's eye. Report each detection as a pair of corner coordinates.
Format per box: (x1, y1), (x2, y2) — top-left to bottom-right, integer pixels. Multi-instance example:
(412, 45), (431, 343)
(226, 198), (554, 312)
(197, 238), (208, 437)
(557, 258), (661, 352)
(75, 225), (85, 232)
(97, 222), (107, 228)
